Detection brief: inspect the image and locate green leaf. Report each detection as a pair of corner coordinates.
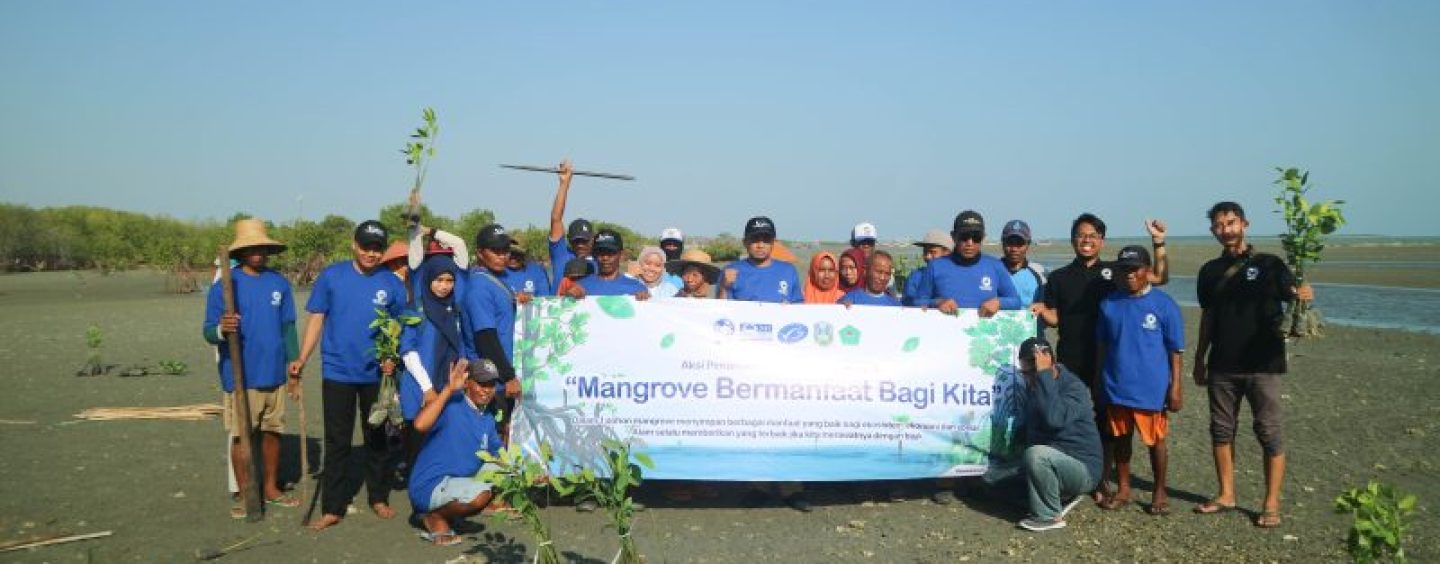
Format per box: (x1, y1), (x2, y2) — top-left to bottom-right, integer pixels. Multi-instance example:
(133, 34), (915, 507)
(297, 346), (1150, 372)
(660, 333), (675, 349)
(901, 337), (920, 352)
(634, 452), (655, 469)
(596, 296), (636, 319)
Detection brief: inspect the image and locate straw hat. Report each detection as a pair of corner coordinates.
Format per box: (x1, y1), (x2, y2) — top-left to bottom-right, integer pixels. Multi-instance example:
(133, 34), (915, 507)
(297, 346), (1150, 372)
(666, 249), (721, 284)
(380, 241), (409, 265)
(227, 218), (286, 255)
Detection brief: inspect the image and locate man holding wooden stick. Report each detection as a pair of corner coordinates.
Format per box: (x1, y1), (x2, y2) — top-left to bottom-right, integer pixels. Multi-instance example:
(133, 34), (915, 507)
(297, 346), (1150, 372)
(203, 219), (301, 520)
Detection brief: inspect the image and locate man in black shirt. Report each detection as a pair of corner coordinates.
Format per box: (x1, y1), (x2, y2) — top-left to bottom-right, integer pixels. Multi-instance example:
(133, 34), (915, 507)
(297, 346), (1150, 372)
(1192, 201), (1313, 528)
(1035, 213), (1169, 501)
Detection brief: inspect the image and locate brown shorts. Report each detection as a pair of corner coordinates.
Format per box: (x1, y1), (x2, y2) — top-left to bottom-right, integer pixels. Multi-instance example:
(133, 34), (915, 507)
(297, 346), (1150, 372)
(223, 387), (285, 436)
(1106, 405), (1169, 446)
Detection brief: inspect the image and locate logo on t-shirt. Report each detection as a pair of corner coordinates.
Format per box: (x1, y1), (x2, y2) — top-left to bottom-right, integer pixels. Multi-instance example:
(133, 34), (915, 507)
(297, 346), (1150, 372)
(1101, 268), (1113, 281)
(524, 281), (535, 293)
(271, 291), (282, 306)
(373, 289), (389, 306)
(979, 276), (992, 291)
(778, 280), (790, 296)
(1142, 313), (1159, 331)
(1245, 266), (1260, 281)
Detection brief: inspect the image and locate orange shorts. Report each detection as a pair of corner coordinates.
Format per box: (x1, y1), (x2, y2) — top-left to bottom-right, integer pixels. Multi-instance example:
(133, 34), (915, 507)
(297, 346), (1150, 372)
(1106, 405), (1169, 446)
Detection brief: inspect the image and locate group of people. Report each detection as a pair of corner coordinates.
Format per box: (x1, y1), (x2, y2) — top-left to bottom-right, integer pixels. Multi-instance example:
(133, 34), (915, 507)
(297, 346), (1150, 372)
(204, 161), (1311, 543)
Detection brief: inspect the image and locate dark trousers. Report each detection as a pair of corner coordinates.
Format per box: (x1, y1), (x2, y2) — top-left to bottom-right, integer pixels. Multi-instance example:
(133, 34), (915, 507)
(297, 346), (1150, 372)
(321, 379), (390, 516)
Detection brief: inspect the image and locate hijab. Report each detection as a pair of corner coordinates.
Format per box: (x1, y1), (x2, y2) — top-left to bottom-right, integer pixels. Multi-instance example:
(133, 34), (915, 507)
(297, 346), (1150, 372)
(839, 248), (868, 293)
(803, 251), (845, 304)
(416, 255), (462, 387)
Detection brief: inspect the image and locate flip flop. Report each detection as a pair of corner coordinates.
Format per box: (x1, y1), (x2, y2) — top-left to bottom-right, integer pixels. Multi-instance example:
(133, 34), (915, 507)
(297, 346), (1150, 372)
(1255, 510), (1282, 528)
(1193, 500), (1237, 514)
(230, 504), (247, 520)
(265, 494), (300, 508)
(1147, 500), (1171, 516)
(417, 530), (463, 546)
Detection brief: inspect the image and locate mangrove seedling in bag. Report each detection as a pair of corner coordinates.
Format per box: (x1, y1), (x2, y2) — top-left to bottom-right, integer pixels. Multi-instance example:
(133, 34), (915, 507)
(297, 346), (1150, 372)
(1273, 167), (1345, 337)
(568, 439), (655, 564)
(1335, 480), (1417, 563)
(367, 308), (419, 427)
(478, 442), (567, 564)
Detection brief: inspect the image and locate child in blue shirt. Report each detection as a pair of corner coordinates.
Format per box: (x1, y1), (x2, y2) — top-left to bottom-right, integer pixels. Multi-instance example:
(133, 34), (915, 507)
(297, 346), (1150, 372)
(722, 216), (802, 303)
(840, 250), (902, 307)
(1096, 246), (1184, 515)
(293, 220), (411, 531)
(202, 219), (300, 518)
(409, 359), (504, 546)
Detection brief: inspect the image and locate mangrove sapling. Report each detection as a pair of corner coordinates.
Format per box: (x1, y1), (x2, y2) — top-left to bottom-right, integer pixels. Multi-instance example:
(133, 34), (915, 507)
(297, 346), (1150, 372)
(1273, 167), (1346, 337)
(567, 439), (655, 564)
(158, 359), (188, 375)
(478, 442), (567, 564)
(367, 308), (420, 427)
(1335, 480), (1417, 563)
(401, 107), (439, 224)
(78, 325), (106, 376)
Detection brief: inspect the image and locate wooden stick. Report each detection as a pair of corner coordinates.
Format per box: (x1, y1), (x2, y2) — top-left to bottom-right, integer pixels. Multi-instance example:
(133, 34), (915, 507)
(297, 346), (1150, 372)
(219, 246), (264, 522)
(297, 376), (311, 527)
(0, 531), (112, 553)
(498, 164), (635, 181)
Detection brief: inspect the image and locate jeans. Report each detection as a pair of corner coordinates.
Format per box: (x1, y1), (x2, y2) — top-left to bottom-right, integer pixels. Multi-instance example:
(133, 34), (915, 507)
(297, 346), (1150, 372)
(1022, 445), (1094, 520)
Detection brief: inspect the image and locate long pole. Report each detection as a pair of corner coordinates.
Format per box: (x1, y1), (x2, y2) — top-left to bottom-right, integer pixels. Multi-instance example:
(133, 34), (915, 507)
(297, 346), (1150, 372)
(498, 164), (636, 181)
(219, 246), (264, 522)
(297, 375), (311, 526)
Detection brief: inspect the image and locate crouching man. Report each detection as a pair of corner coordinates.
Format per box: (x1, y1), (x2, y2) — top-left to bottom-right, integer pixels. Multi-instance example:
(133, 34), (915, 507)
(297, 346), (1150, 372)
(1012, 337), (1103, 531)
(408, 358), (504, 546)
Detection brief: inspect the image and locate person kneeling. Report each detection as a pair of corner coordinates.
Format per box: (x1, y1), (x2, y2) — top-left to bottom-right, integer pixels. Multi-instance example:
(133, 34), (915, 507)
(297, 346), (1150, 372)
(408, 358), (504, 546)
(1014, 338), (1103, 531)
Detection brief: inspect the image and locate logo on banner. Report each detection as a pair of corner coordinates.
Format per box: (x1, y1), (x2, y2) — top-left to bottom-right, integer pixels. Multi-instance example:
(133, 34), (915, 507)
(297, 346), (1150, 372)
(1245, 266), (1260, 281)
(777, 323), (809, 344)
(373, 290), (389, 306)
(1142, 313), (1159, 331)
(713, 319), (736, 335)
(813, 322), (835, 346)
(839, 325), (862, 346)
(738, 322), (774, 340)
(271, 291), (282, 306)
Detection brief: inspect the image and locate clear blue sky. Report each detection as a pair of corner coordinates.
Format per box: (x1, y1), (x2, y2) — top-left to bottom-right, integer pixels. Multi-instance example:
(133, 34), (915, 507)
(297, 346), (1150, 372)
(2, 1), (1436, 240)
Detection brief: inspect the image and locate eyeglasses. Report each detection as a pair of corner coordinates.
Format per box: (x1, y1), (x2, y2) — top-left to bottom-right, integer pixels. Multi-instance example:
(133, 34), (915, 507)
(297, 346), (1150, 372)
(1073, 233), (1103, 241)
(956, 233), (983, 243)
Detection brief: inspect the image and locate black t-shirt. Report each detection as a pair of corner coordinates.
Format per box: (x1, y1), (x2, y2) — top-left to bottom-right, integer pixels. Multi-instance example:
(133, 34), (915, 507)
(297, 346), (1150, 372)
(1197, 247), (1295, 374)
(1043, 257), (1119, 380)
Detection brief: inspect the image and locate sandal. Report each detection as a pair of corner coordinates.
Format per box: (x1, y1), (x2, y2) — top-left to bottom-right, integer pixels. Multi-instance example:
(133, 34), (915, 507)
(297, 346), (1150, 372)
(265, 494), (300, 508)
(1255, 510), (1282, 528)
(1146, 500), (1170, 516)
(418, 530), (463, 546)
(1193, 500), (1236, 514)
(230, 504), (247, 520)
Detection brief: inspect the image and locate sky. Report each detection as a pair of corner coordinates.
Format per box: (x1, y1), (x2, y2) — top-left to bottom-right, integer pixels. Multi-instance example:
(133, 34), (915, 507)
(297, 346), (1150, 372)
(2, 1), (1437, 240)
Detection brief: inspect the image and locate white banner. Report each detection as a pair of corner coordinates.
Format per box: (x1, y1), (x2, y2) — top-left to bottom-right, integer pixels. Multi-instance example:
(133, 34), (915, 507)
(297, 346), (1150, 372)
(511, 297), (1034, 481)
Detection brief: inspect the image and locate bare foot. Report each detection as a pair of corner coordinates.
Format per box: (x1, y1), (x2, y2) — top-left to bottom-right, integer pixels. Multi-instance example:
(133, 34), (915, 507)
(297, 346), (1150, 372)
(372, 502), (396, 519)
(307, 513), (343, 532)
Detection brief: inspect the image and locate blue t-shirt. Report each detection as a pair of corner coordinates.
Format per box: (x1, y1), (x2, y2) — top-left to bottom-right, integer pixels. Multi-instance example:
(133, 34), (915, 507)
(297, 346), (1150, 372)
(901, 262), (933, 306)
(578, 273), (648, 296)
(840, 288), (902, 307)
(1098, 287), (1185, 411)
(726, 259), (802, 303)
(546, 239), (595, 295)
(305, 261), (409, 384)
(500, 262), (552, 297)
(1009, 262), (1046, 305)
(465, 269), (517, 360)
(398, 308), (477, 421)
(204, 268), (295, 391)
(922, 253), (1022, 310)
(408, 394), (502, 511)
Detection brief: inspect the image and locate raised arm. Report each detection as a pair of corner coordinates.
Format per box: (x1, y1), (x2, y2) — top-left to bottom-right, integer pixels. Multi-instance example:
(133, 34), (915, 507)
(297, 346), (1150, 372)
(548, 160), (575, 242)
(1146, 219), (1169, 285)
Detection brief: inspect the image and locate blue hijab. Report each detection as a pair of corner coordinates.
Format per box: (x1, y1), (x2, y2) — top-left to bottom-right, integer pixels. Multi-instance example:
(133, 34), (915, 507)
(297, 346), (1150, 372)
(416, 255), (463, 385)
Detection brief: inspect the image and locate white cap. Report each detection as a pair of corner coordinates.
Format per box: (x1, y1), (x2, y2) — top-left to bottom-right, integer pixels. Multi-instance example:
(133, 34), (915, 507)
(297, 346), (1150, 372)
(851, 222), (878, 243)
(660, 227), (684, 243)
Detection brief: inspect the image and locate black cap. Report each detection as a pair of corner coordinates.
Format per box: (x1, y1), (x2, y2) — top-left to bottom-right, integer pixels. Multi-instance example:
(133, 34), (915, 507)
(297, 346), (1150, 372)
(567, 219), (594, 243)
(474, 224), (513, 251)
(1018, 337), (1052, 361)
(354, 220), (389, 247)
(563, 258), (591, 278)
(592, 229), (623, 253)
(743, 216), (777, 240)
(1115, 245), (1152, 269)
(952, 210), (985, 236)
(468, 359), (500, 384)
